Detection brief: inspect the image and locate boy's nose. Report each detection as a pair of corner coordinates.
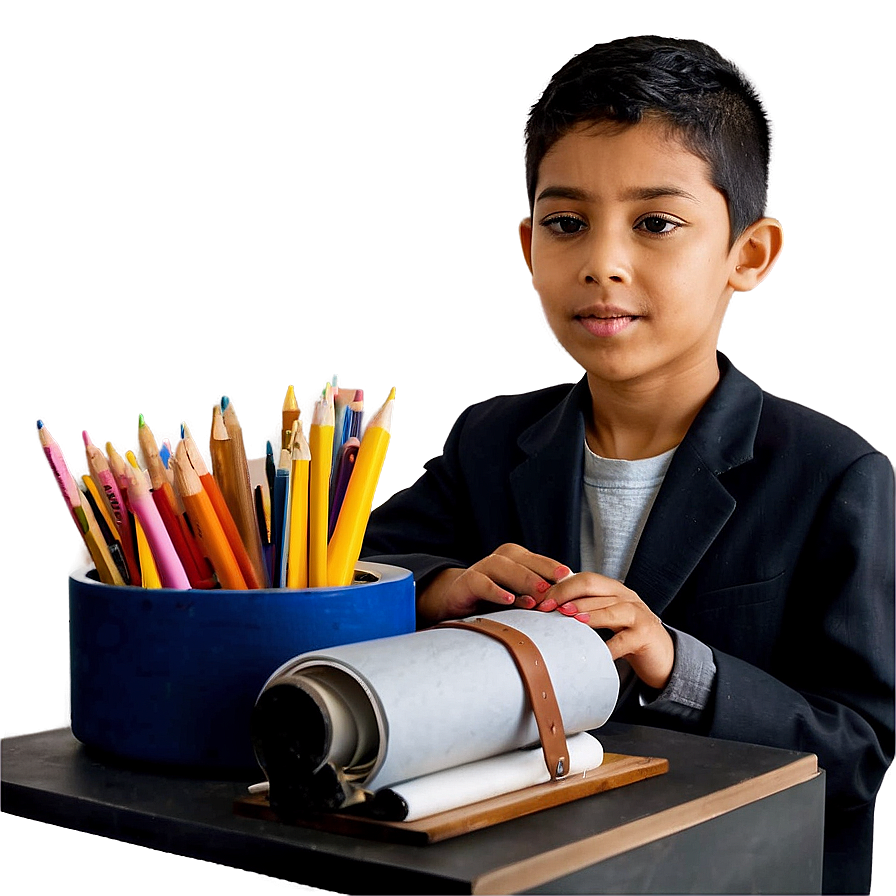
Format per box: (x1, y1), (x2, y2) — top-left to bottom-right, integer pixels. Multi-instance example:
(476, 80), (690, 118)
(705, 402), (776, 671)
(579, 231), (631, 285)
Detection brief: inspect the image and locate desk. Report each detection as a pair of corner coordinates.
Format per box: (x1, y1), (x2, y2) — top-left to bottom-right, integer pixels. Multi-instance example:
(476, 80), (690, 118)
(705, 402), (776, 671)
(2, 722), (823, 894)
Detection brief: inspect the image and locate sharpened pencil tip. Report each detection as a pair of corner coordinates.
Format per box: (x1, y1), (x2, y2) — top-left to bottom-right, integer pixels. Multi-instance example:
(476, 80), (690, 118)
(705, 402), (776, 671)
(82, 430), (91, 446)
(37, 419), (44, 429)
(139, 413), (145, 427)
(221, 395), (230, 410)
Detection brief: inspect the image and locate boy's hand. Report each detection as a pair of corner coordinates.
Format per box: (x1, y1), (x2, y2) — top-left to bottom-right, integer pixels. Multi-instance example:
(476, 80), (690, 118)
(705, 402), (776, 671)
(416, 543), (572, 625)
(549, 573), (674, 691)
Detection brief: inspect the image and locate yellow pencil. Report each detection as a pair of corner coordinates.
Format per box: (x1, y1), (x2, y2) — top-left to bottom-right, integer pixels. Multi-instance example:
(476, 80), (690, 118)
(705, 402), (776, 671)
(327, 388), (395, 587)
(82, 474), (120, 541)
(286, 423), (311, 589)
(308, 386), (334, 587)
(73, 499), (125, 586)
(132, 519), (161, 588)
(282, 384), (300, 451)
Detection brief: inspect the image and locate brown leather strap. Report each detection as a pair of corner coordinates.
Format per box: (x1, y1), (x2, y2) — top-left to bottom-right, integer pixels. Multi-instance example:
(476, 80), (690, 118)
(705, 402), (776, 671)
(437, 617), (569, 779)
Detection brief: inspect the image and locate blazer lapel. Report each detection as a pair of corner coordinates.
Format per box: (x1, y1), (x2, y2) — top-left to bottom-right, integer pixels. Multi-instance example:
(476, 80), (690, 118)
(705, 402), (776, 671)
(625, 355), (764, 615)
(509, 378), (591, 571)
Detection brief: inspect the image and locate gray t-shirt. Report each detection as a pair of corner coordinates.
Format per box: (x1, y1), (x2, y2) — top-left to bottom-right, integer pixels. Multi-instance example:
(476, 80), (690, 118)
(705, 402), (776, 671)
(579, 442), (716, 721)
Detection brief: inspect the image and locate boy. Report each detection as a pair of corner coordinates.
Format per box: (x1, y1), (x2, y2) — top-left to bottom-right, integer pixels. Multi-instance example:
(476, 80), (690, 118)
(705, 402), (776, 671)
(361, 36), (894, 894)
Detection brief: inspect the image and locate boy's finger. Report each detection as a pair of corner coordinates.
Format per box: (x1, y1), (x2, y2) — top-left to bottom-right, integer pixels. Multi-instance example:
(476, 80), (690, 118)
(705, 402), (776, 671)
(476, 552), (558, 605)
(493, 543), (572, 585)
(459, 568), (516, 607)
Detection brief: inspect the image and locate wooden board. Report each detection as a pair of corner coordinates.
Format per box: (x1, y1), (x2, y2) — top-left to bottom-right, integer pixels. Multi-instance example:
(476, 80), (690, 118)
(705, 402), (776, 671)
(234, 752), (668, 844)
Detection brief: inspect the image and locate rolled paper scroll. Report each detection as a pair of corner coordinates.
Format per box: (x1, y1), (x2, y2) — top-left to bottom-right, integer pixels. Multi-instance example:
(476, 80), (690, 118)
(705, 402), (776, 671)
(252, 609), (619, 816)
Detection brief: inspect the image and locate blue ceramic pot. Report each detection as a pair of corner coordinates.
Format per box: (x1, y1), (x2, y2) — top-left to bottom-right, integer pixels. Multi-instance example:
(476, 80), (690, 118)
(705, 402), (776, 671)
(69, 561), (414, 771)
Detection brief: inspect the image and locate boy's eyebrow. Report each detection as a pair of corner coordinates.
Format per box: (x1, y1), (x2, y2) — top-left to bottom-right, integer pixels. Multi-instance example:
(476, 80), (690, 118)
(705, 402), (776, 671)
(535, 185), (700, 204)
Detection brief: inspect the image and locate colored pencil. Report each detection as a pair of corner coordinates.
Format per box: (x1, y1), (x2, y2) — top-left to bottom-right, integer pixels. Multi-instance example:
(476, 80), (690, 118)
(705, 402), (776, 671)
(282, 385), (300, 451)
(217, 398), (269, 586)
(106, 442), (144, 588)
(73, 502), (126, 586)
(172, 441), (247, 590)
(83, 430), (140, 585)
(139, 415), (216, 588)
(286, 423), (311, 589)
(123, 462), (191, 589)
(328, 436), (360, 540)
(327, 388), (395, 586)
(181, 422), (264, 589)
(37, 420), (82, 529)
(107, 441), (160, 588)
(79, 482), (130, 583)
(346, 389), (364, 441)
(308, 386), (335, 587)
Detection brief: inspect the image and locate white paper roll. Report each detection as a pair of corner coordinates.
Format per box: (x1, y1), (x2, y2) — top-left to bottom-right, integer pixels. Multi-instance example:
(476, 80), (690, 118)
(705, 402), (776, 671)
(255, 609), (619, 795)
(378, 731), (605, 821)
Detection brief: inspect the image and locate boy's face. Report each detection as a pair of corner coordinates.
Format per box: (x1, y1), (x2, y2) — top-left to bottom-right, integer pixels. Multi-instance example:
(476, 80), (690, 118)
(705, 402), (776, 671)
(520, 118), (744, 391)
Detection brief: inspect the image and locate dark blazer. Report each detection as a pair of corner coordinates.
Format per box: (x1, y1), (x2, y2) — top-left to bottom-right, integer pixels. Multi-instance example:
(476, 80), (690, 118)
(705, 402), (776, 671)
(362, 354), (895, 894)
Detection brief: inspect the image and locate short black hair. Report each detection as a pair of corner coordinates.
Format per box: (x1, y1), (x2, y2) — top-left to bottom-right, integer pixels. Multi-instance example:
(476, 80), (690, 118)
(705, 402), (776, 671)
(525, 36), (771, 243)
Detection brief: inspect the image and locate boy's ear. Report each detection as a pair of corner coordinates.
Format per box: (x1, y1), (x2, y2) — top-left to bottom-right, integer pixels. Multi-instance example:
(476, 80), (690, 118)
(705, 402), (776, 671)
(729, 217), (783, 292)
(519, 218), (534, 274)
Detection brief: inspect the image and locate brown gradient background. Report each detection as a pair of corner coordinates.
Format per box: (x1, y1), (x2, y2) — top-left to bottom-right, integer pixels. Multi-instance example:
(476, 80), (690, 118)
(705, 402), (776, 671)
(2, 0), (894, 731)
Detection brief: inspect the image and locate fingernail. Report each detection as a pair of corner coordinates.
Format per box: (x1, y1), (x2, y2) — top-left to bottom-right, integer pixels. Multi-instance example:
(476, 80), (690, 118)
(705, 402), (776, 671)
(502, 590), (515, 603)
(539, 598), (558, 612)
(536, 580), (551, 594)
(518, 595), (536, 609)
(574, 612), (591, 623)
(554, 566), (572, 581)
(558, 603), (579, 616)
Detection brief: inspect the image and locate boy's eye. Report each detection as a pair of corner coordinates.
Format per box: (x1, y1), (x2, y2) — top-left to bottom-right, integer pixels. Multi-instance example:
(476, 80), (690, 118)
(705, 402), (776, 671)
(541, 214), (587, 235)
(635, 215), (681, 235)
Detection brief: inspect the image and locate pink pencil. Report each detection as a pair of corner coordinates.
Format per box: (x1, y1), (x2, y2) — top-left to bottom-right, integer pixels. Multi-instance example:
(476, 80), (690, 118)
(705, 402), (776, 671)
(123, 463), (191, 589)
(37, 420), (82, 529)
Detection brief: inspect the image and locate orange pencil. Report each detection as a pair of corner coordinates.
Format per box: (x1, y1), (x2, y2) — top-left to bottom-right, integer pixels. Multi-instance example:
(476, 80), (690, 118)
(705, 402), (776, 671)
(172, 442), (247, 590)
(182, 422), (264, 589)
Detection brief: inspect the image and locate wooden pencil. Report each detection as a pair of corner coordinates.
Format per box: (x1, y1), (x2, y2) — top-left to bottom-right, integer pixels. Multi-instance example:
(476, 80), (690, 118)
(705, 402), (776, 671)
(282, 384), (300, 451)
(107, 441), (160, 588)
(221, 399), (265, 581)
(308, 387), (335, 587)
(123, 462), (190, 589)
(139, 414), (216, 588)
(83, 430), (141, 585)
(172, 441), (247, 590)
(73, 501), (125, 586)
(182, 422), (264, 589)
(327, 388), (395, 587)
(106, 442), (144, 588)
(286, 423), (311, 589)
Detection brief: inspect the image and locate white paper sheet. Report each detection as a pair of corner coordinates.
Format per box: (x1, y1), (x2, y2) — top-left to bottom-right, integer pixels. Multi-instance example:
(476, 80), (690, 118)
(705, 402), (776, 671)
(378, 730), (605, 821)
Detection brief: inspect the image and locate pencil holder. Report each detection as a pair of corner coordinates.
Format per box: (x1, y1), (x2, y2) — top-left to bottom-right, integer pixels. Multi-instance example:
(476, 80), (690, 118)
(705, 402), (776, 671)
(68, 561), (415, 771)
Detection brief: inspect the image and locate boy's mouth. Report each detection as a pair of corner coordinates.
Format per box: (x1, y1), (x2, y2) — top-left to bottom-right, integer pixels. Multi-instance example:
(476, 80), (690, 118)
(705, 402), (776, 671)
(574, 306), (642, 337)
